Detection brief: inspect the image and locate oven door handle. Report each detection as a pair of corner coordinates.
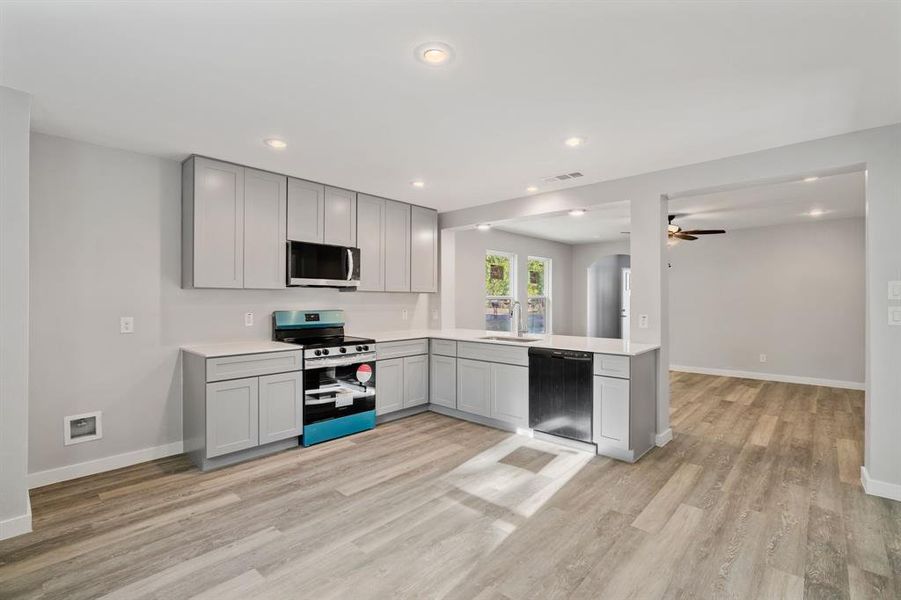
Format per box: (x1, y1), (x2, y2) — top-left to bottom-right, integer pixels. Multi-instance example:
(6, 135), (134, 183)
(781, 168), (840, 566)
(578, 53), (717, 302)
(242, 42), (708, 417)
(304, 352), (376, 368)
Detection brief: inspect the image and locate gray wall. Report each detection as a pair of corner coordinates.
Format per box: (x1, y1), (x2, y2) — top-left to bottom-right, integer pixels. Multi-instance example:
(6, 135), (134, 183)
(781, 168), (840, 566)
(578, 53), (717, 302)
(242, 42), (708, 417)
(572, 240), (631, 337)
(452, 228), (573, 334)
(587, 254), (631, 339)
(28, 133), (437, 475)
(0, 86), (32, 538)
(669, 218), (865, 384)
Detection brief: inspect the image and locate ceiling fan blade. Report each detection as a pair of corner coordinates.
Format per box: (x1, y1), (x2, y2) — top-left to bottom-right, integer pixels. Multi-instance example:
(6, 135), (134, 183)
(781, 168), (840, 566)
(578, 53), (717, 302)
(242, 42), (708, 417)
(674, 233), (698, 241)
(680, 229), (726, 235)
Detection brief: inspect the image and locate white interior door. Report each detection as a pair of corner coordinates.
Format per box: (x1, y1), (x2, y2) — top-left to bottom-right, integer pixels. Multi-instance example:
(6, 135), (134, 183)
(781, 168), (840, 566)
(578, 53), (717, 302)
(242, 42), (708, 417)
(621, 268), (631, 340)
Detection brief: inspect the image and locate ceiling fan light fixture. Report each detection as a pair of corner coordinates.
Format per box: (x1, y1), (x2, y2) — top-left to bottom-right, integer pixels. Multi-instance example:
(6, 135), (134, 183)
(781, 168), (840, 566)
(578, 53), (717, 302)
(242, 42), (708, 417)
(667, 224), (680, 234)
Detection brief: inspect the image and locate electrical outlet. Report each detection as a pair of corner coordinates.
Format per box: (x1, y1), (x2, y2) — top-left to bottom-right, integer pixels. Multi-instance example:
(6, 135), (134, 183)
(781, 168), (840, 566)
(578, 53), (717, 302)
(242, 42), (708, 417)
(431, 309), (439, 321)
(889, 281), (901, 300)
(401, 308), (409, 321)
(889, 306), (901, 326)
(119, 316), (134, 334)
(638, 314), (649, 329)
(759, 353), (767, 363)
(244, 312), (254, 327)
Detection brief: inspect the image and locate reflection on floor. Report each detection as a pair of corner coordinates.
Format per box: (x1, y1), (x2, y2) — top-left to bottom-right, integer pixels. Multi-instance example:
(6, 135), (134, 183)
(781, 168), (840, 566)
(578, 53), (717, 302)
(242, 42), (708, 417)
(1, 373), (898, 599)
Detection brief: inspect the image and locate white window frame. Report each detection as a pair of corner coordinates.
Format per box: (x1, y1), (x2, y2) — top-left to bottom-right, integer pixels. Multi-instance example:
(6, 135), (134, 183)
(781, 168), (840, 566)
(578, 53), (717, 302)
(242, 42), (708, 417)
(485, 250), (517, 331)
(527, 256), (552, 334)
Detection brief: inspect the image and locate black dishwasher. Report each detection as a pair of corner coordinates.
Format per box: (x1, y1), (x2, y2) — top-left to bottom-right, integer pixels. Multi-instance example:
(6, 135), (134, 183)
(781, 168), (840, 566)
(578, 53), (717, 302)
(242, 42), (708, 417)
(528, 347), (593, 443)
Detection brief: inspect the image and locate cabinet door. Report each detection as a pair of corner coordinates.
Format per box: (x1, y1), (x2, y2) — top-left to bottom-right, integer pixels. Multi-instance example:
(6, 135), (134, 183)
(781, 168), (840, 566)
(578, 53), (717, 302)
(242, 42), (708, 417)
(192, 157), (244, 288)
(410, 206), (438, 293)
(430, 355), (457, 409)
(384, 200), (411, 292)
(323, 186), (357, 246)
(594, 376), (630, 446)
(243, 168), (287, 289)
(403, 354), (429, 408)
(456, 359), (491, 417)
(206, 377), (259, 458)
(376, 358), (404, 415)
(490, 363), (529, 427)
(356, 194), (386, 291)
(258, 371), (303, 445)
(287, 178), (324, 243)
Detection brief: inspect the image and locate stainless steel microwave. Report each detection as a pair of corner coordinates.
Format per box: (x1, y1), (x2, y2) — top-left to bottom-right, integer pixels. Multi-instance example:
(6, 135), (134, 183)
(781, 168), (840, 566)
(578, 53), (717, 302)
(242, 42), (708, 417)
(287, 241), (360, 288)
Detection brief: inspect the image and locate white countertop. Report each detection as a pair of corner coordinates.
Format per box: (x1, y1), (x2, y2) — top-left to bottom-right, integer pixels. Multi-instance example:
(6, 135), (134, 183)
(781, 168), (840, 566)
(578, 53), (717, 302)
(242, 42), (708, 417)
(181, 340), (300, 358)
(347, 328), (659, 357)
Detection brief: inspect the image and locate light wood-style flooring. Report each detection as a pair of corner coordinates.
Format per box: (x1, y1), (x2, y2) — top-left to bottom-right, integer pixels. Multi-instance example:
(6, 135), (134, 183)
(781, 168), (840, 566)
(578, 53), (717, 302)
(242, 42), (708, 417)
(1, 373), (898, 599)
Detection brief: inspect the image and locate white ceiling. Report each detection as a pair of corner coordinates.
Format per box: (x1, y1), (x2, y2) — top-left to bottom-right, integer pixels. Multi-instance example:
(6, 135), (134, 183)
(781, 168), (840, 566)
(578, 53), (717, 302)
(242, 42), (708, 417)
(494, 171), (865, 244)
(2, 2), (898, 212)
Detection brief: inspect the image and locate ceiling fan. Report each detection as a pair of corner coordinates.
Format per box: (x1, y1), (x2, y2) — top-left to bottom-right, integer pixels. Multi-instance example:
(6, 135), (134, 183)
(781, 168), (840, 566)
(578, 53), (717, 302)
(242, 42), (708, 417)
(667, 214), (725, 241)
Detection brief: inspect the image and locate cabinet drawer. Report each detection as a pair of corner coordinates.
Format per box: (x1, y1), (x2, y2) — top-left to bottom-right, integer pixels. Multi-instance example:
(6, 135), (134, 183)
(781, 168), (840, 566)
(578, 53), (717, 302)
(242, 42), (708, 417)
(376, 339), (428, 360)
(206, 351), (303, 382)
(430, 339), (457, 357)
(593, 354), (631, 379)
(457, 341), (528, 367)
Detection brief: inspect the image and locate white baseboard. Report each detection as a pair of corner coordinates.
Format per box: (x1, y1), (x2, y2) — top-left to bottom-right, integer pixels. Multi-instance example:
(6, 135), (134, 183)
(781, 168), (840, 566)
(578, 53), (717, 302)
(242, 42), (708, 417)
(0, 495), (32, 540)
(655, 428), (673, 447)
(861, 466), (901, 502)
(670, 364), (864, 391)
(28, 440), (184, 489)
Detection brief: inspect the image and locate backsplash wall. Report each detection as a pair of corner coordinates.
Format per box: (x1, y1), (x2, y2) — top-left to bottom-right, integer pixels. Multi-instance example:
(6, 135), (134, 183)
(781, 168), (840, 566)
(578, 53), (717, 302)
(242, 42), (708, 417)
(28, 133), (437, 476)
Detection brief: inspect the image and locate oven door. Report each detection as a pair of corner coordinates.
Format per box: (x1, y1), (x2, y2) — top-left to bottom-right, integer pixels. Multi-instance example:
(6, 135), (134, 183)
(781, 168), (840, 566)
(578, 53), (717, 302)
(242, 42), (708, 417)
(303, 360), (376, 425)
(287, 241), (360, 288)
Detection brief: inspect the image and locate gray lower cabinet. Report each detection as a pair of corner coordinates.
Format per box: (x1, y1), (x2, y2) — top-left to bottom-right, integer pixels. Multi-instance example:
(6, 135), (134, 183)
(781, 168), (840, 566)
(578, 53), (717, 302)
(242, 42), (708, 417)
(258, 371), (303, 445)
(206, 377), (260, 458)
(357, 194), (386, 291)
(429, 354), (457, 408)
(243, 168), (287, 289)
(456, 358), (491, 417)
(489, 363), (529, 427)
(384, 200), (411, 291)
(591, 350), (657, 462)
(410, 205), (438, 293)
(593, 375), (630, 445)
(324, 186), (357, 246)
(375, 357), (404, 415)
(403, 355), (429, 408)
(183, 156), (245, 289)
(287, 177), (324, 243)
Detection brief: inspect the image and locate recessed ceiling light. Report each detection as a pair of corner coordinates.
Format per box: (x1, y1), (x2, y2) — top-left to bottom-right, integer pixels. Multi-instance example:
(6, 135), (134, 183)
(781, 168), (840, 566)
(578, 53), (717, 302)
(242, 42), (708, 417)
(564, 136), (586, 148)
(411, 180), (425, 188)
(476, 223), (492, 231)
(807, 208), (827, 217)
(526, 185), (538, 193)
(569, 209), (586, 217)
(803, 176), (819, 182)
(264, 138), (287, 149)
(415, 42), (454, 66)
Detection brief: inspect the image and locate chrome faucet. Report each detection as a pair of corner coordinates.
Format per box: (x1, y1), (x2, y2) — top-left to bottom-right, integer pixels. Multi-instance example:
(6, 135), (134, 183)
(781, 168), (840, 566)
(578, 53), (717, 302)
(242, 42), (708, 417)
(510, 301), (528, 337)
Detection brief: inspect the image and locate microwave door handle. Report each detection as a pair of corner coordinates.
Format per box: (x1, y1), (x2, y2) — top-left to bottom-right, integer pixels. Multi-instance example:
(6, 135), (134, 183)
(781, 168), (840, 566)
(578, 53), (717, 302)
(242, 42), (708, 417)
(286, 242), (293, 285)
(346, 248), (354, 281)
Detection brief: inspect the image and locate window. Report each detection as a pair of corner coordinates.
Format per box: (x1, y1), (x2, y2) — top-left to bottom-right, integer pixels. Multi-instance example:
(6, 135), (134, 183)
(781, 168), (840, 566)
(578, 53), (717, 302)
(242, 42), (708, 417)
(485, 251), (516, 331)
(527, 256), (551, 334)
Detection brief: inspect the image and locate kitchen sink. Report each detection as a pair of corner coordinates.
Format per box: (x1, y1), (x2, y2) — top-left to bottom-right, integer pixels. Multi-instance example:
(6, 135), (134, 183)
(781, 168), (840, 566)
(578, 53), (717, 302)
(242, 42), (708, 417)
(479, 335), (541, 343)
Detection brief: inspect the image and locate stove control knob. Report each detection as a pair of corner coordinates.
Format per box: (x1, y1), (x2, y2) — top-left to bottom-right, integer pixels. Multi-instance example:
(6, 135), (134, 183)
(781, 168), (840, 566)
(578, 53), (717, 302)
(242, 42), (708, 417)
(356, 345), (363, 352)
(363, 345), (370, 351)
(322, 349), (330, 356)
(339, 347), (347, 354)
(314, 350), (322, 356)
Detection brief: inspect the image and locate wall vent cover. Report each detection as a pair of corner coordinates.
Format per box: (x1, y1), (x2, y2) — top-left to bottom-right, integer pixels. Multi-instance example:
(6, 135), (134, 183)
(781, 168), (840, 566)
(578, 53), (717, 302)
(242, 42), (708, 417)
(64, 411), (102, 445)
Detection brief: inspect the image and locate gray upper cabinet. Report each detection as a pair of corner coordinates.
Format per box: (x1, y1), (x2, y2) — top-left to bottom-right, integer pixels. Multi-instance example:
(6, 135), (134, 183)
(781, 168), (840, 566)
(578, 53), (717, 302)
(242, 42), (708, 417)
(324, 186), (357, 247)
(357, 194), (386, 291)
(410, 206), (438, 293)
(384, 200), (411, 292)
(287, 177), (325, 243)
(243, 168), (287, 289)
(184, 157), (245, 288)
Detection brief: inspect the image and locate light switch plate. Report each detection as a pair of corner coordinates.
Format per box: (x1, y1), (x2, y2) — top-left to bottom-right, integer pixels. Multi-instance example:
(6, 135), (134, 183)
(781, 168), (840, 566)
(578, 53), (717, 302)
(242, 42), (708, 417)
(244, 312), (254, 327)
(889, 281), (901, 300)
(638, 314), (649, 329)
(759, 354), (767, 363)
(889, 306), (901, 326)
(119, 316), (134, 334)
